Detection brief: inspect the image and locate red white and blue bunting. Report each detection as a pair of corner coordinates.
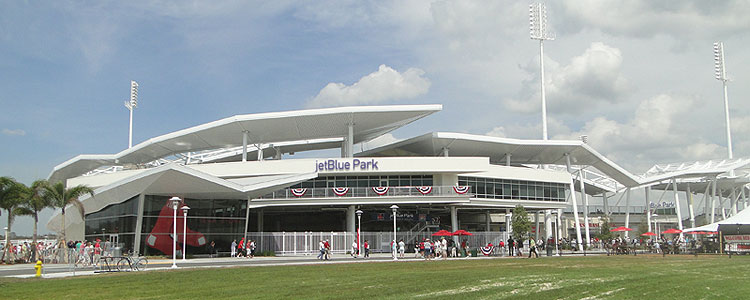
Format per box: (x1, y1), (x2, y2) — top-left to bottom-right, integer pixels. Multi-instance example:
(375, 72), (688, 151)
(372, 186), (389, 195)
(332, 187), (350, 196)
(416, 186), (433, 195)
(453, 186), (470, 194)
(480, 245), (495, 256)
(291, 188), (307, 197)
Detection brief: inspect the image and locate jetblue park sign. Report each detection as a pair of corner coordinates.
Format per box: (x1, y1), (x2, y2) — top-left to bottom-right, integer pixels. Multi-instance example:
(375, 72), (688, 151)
(315, 159), (379, 172)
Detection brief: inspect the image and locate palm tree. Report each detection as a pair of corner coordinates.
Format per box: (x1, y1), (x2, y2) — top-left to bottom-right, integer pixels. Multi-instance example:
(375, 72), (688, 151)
(15, 180), (53, 261)
(0, 177), (25, 263)
(43, 181), (94, 248)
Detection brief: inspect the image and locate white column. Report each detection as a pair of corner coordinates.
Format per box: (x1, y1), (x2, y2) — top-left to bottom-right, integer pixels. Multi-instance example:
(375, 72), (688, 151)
(565, 154), (583, 251)
(672, 178), (684, 239)
(711, 179), (717, 223)
(451, 206), (459, 245)
(346, 122), (354, 158)
(133, 193), (146, 255)
(624, 188), (631, 238)
(556, 208), (563, 241)
(257, 144), (263, 161)
(347, 205), (356, 234)
(730, 188), (738, 216)
(645, 187), (652, 233)
(442, 147), (449, 157)
(540, 39), (548, 140)
(720, 190), (727, 220)
(743, 187), (748, 210)
(535, 211), (540, 241)
(485, 211), (491, 232)
(243, 198), (251, 245)
(505, 153), (511, 166)
(242, 131), (248, 162)
(687, 183), (695, 229)
(602, 193), (609, 216)
(544, 210), (552, 239)
(578, 170), (590, 246)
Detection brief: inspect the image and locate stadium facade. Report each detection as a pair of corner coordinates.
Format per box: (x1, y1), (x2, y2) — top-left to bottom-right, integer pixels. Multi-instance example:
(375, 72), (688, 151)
(45, 105), (750, 255)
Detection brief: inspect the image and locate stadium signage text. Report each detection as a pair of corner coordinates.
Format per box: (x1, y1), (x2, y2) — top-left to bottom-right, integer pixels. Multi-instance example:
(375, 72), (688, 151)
(315, 159), (379, 172)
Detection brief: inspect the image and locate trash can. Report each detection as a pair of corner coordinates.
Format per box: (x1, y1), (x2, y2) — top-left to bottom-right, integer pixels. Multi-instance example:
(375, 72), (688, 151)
(471, 249), (478, 257)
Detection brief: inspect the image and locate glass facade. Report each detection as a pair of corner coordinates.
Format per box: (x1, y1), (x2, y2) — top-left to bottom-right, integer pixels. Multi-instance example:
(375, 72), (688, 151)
(458, 176), (566, 202)
(140, 195), (246, 256)
(84, 195), (139, 253)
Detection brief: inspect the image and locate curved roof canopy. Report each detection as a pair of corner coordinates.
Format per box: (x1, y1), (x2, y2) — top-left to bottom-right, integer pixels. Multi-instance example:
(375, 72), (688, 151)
(49, 104), (442, 183)
(357, 132), (641, 188)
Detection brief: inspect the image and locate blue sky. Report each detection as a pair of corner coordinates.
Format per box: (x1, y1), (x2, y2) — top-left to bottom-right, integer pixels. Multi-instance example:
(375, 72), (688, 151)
(2, 1), (749, 235)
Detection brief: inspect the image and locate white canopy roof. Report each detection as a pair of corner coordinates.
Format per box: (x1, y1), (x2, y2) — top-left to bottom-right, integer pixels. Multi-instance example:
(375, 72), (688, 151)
(683, 206), (750, 233)
(48, 105), (441, 183)
(357, 132), (640, 188)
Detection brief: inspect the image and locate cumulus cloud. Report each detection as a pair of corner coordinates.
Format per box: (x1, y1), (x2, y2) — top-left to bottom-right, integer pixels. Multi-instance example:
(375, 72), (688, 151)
(307, 64), (431, 107)
(2, 129), (26, 136)
(504, 42), (630, 114)
(561, 0), (750, 39)
(555, 94), (727, 172)
(486, 126), (506, 138)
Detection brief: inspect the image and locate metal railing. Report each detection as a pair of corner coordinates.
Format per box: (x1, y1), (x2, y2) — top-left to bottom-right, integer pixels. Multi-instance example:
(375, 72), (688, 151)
(260, 186), (472, 200)
(244, 231), (508, 256)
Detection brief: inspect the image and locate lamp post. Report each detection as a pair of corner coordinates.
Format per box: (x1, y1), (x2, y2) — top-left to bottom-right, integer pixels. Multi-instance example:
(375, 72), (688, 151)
(124, 80), (138, 148)
(169, 196), (181, 268)
(530, 3), (554, 140)
(714, 42), (734, 176)
(102, 228), (106, 242)
(390, 205), (399, 261)
(356, 210), (363, 258)
(652, 213), (660, 239)
(181, 205), (190, 261)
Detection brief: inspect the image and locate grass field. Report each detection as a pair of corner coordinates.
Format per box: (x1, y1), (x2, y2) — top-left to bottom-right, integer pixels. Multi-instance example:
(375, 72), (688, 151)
(1, 255), (748, 299)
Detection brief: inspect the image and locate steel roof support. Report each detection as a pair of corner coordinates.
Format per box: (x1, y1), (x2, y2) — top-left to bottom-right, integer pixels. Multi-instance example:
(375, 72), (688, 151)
(565, 153), (583, 251)
(672, 178), (684, 239)
(645, 187), (651, 232)
(687, 183), (695, 230)
(578, 169), (590, 247)
(624, 188), (631, 238)
(710, 178), (717, 223)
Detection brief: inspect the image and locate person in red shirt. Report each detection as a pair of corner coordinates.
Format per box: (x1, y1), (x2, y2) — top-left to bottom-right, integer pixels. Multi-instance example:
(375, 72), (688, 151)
(364, 240), (370, 258)
(323, 240), (331, 260)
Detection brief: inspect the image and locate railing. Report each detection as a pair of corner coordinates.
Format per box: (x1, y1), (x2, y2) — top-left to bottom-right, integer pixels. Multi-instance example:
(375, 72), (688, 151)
(245, 231), (508, 255)
(260, 186), (472, 200)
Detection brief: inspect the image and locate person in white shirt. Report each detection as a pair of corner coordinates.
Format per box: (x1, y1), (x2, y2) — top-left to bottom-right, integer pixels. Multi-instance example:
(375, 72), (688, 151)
(441, 238), (448, 259)
(352, 241), (358, 257)
(317, 240), (325, 260)
(398, 239), (405, 258)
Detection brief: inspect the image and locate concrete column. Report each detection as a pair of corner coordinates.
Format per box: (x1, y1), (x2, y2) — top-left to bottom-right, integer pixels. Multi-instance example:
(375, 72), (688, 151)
(687, 183), (695, 229)
(347, 205), (356, 234)
(505, 153), (511, 166)
(243, 198), (251, 244)
(274, 146), (282, 160)
(624, 188), (631, 238)
(451, 206), (459, 245)
(257, 144), (263, 161)
(535, 211), (540, 241)
(672, 178), (684, 238)
(485, 211), (491, 232)
(242, 131), (248, 162)
(720, 190), (727, 220)
(743, 187), (748, 210)
(345, 122), (354, 158)
(442, 147), (449, 157)
(602, 193), (609, 216)
(730, 188), (738, 216)
(133, 193), (146, 255)
(544, 210), (552, 239)
(257, 208), (264, 232)
(578, 169), (590, 246)
(645, 187), (652, 232)
(505, 209), (512, 236)
(556, 208), (563, 241)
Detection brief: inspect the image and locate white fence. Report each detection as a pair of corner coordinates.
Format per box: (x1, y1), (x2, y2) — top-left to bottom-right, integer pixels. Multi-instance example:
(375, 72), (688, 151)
(244, 231), (509, 255)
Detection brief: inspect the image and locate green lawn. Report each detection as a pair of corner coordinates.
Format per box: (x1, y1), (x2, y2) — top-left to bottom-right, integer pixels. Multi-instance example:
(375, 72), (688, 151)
(1, 255), (748, 299)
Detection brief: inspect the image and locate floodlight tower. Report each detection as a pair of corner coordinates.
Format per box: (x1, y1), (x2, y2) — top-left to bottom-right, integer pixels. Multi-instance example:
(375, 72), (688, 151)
(530, 3), (554, 140)
(713, 42), (733, 160)
(124, 80), (139, 148)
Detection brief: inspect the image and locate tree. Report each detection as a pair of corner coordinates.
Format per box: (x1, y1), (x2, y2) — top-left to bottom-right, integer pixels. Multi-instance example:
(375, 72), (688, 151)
(0, 177), (25, 263)
(596, 217), (614, 241)
(15, 180), (53, 261)
(43, 181), (94, 247)
(511, 205), (531, 241)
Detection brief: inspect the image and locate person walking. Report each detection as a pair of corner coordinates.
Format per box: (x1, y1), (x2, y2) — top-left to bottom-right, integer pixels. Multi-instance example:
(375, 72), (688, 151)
(364, 240), (370, 258)
(317, 240), (325, 260)
(231, 240), (237, 257)
(507, 237), (514, 256)
(398, 239), (405, 258)
(249, 240), (256, 258)
(528, 237), (538, 258)
(323, 240), (331, 260)
(352, 241), (358, 257)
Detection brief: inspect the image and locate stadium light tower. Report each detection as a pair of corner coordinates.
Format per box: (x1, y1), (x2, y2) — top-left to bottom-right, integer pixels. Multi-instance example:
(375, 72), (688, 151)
(124, 80), (139, 148)
(713, 42), (733, 163)
(530, 3), (554, 140)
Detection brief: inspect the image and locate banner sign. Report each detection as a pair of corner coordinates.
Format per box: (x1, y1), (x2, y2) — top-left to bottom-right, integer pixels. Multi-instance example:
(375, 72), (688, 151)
(315, 159), (379, 172)
(725, 235), (750, 253)
(649, 201), (675, 209)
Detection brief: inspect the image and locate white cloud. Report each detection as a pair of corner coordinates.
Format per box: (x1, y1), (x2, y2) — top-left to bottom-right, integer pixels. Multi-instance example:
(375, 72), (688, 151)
(2, 128), (26, 136)
(561, 0), (750, 39)
(307, 64), (431, 107)
(486, 126), (506, 138)
(504, 42), (629, 114)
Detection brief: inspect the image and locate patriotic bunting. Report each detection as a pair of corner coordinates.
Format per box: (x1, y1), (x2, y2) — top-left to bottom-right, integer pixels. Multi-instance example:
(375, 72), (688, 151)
(453, 186), (470, 194)
(480, 245), (495, 256)
(332, 187), (350, 196)
(291, 188), (307, 197)
(416, 186), (433, 195)
(372, 186), (389, 195)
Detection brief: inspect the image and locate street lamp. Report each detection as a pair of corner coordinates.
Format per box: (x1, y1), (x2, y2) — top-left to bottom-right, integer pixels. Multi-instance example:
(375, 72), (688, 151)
(124, 80), (138, 148)
(356, 209), (363, 258)
(181, 205), (190, 261)
(714, 42), (734, 172)
(652, 213), (660, 238)
(390, 205), (399, 261)
(101, 228), (106, 242)
(169, 196), (181, 268)
(530, 3), (555, 140)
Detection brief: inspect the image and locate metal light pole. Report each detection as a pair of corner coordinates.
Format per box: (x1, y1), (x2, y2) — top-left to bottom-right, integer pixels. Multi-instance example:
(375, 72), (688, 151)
(530, 3), (554, 140)
(169, 196), (181, 268)
(390, 205), (399, 261)
(714, 42), (734, 175)
(101, 228), (106, 242)
(124, 80), (138, 148)
(356, 210), (363, 258)
(181, 205), (190, 261)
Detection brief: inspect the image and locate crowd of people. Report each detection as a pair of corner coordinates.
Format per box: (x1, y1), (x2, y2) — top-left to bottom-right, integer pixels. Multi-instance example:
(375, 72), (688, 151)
(231, 238), (257, 258)
(1, 239), (114, 265)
